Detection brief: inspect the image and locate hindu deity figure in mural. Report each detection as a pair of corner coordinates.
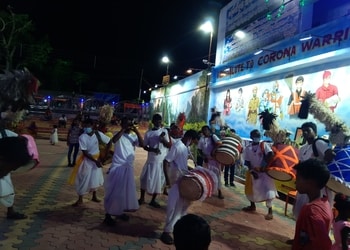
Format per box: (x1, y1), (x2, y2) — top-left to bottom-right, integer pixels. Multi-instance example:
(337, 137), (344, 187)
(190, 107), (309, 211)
(270, 81), (283, 120)
(246, 86), (259, 125)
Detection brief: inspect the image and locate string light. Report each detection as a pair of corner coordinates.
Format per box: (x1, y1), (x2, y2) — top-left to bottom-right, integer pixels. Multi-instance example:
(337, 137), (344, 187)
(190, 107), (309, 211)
(266, 12), (272, 21)
(277, 1), (285, 18)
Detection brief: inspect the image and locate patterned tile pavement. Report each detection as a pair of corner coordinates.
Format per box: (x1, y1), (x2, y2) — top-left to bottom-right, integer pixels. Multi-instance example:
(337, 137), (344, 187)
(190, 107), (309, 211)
(0, 139), (296, 250)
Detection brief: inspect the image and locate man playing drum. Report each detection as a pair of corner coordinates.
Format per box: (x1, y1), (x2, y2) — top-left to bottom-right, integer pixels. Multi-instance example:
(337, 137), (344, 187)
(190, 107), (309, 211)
(197, 125), (224, 199)
(242, 129), (277, 220)
(160, 129), (199, 245)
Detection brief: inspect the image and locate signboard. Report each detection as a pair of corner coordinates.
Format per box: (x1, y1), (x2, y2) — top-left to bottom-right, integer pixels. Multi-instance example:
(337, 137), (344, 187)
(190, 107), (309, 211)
(217, 0), (300, 64)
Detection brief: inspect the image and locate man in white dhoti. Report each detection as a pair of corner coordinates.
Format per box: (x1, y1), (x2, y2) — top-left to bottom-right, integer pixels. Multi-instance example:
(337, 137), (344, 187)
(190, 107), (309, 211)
(242, 129), (277, 220)
(138, 114), (170, 208)
(197, 125), (224, 199)
(69, 118), (111, 207)
(160, 129), (199, 245)
(103, 117), (144, 226)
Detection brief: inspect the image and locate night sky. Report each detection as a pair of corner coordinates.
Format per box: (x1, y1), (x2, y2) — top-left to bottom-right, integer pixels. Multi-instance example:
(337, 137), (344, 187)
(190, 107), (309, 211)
(1, 0), (231, 101)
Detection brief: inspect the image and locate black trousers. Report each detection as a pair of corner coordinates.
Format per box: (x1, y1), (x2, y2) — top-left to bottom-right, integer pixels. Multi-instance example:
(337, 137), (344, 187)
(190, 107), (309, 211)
(224, 163), (235, 184)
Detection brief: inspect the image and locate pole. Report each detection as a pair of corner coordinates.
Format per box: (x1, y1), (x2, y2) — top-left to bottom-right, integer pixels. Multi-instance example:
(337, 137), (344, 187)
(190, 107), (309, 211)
(205, 31), (213, 121)
(208, 31), (213, 66)
(138, 68), (144, 102)
(166, 64), (169, 75)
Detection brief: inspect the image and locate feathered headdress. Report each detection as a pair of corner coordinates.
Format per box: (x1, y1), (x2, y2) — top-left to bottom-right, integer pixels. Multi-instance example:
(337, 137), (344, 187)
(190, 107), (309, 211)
(0, 68), (40, 113)
(298, 92), (350, 145)
(259, 109), (291, 144)
(99, 104), (114, 124)
(176, 112), (186, 133)
(0, 68), (40, 131)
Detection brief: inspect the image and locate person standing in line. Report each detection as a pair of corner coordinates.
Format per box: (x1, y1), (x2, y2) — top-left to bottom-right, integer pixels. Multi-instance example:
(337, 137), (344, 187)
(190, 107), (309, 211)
(0, 123), (32, 219)
(197, 125), (224, 199)
(103, 117), (144, 226)
(242, 129), (277, 220)
(66, 119), (82, 167)
(68, 118), (111, 207)
(160, 129), (199, 245)
(50, 124), (58, 145)
(292, 158), (332, 250)
(332, 192), (350, 250)
(292, 122), (335, 220)
(138, 114), (170, 208)
(173, 214), (211, 250)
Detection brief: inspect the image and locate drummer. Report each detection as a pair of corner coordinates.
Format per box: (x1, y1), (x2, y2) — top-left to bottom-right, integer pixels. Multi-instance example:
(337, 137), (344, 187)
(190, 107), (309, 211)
(197, 125), (224, 199)
(160, 129), (199, 245)
(242, 129), (277, 220)
(292, 122), (335, 221)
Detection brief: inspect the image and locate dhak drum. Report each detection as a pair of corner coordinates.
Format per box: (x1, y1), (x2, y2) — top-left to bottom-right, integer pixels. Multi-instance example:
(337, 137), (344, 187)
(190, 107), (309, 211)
(327, 145), (350, 196)
(266, 144), (299, 181)
(214, 134), (242, 165)
(178, 167), (216, 201)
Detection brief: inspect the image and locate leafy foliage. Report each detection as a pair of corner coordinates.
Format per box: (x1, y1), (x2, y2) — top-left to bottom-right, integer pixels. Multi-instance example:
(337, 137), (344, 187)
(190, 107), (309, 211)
(0, 8), (51, 71)
(183, 121), (207, 132)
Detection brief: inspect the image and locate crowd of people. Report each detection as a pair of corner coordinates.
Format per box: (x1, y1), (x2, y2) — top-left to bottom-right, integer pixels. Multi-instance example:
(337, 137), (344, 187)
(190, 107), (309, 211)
(2, 111), (350, 249)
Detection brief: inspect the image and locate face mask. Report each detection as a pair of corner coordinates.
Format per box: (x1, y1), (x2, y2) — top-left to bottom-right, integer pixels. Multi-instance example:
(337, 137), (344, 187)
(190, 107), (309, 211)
(84, 127), (93, 134)
(252, 137), (260, 143)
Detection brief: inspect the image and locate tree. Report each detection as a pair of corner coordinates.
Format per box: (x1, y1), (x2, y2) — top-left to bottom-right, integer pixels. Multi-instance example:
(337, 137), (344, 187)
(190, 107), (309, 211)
(50, 59), (74, 91)
(0, 6), (52, 71)
(73, 72), (89, 94)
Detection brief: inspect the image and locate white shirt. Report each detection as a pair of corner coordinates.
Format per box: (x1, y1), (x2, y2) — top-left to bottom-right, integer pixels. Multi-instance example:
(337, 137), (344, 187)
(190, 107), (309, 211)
(299, 138), (329, 162)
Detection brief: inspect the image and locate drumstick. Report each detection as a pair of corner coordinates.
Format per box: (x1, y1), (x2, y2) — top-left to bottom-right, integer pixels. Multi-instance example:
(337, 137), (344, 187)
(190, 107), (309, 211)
(187, 147), (197, 167)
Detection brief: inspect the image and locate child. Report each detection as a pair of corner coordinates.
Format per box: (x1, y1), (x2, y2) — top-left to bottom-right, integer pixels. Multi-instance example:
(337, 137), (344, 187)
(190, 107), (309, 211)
(173, 214), (211, 250)
(292, 158), (333, 250)
(332, 193), (350, 250)
(50, 124), (58, 145)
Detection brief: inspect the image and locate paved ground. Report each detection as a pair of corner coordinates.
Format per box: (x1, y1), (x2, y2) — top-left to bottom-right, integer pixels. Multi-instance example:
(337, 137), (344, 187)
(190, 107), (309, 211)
(0, 138), (296, 250)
